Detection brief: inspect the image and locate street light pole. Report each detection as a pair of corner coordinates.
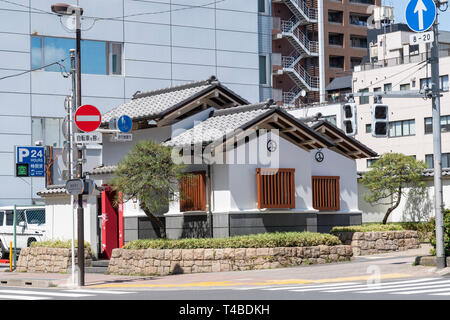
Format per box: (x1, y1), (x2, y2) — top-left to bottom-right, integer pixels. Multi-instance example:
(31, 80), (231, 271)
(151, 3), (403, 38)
(431, 3), (446, 269)
(51, 3), (85, 286)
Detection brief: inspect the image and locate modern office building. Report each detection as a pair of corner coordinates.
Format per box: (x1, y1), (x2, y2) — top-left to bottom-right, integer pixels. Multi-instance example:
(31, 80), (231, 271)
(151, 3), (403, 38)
(270, 0), (380, 107)
(0, 0), (273, 206)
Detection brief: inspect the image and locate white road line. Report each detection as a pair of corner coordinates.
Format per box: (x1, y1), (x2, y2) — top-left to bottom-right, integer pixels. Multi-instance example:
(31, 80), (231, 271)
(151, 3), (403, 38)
(0, 289), (94, 298)
(358, 280), (450, 294)
(65, 289), (135, 295)
(322, 278), (440, 293)
(263, 282), (359, 291)
(392, 286), (450, 295)
(234, 286), (278, 290)
(0, 294), (50, 300)
(429, 292), (450, 296)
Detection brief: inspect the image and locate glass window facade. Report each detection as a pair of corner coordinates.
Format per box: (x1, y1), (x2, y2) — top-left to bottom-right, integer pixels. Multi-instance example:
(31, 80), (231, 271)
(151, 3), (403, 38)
(32, 117), (65, 147)
(389, 119), (415, 137)
(31, 36), (122, 75)
(426, 153), (450, 169)
(424, 115), (450, 134)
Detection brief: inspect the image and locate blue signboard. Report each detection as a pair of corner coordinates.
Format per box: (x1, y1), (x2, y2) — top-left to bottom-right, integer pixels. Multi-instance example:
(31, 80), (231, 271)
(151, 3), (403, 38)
(15, 146), (45, 177)
(405, 0), (436, 33)
(117, 115), (133, 133)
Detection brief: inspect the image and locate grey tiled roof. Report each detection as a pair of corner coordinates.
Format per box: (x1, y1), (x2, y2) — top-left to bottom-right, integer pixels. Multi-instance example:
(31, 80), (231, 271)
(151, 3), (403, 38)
(37, 185), (66, 196)
(102, 79), (214, 123)
(325, 76), (352, 91)
(357, 168), (450, 179)
(89, 165), (118, 175)
(102, 76), (249, 124)
(164, 102), (273, 147)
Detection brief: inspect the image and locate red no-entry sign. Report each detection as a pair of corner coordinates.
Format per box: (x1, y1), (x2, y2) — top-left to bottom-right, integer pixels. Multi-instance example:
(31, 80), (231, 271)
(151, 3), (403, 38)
(75, 105), (101, 132)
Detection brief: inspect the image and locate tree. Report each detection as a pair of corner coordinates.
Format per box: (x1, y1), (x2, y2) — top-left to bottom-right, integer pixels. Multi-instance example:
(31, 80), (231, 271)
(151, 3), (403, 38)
(361, 153), (426, 224)
(110, 141), (185, 238)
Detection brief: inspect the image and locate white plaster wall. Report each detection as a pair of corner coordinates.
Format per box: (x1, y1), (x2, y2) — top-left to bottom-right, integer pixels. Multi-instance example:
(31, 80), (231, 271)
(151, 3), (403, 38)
(101, 126), (172, 166)
(226, 134), (313, 211)
(358, 178), (450, 223)
(310, 148), (359, 212)
(44, 194), (99, 257)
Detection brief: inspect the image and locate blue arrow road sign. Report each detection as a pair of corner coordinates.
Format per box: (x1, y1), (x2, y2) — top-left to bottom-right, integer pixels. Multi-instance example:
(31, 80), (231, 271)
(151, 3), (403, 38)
(405, 0), (436, 32)
(15, 146), (45, 177)
(117, 115), (133, 133)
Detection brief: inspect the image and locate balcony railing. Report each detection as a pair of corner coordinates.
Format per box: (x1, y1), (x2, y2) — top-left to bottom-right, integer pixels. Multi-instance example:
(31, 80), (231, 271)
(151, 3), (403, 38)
(355, 50), (450, 71)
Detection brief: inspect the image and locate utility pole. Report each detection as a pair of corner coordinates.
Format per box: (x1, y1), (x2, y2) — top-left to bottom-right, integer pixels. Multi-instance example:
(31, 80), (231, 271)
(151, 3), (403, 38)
(430, 6), (445, 269)
(51, 3), (85, 285)
(69, 49), (76, 285)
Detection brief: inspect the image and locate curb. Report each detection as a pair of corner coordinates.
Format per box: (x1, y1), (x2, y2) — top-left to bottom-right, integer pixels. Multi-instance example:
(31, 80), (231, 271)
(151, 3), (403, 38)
(415, 255), (450, 267)
(0, 278), (56, 288)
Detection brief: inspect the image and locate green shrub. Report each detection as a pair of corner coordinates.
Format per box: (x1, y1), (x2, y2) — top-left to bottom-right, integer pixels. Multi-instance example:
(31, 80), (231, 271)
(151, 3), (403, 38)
(330, 224), (405, 234)
(30, 240), (93, 255)
(430, 210), (450, 256)
(123, 232), (341, 250)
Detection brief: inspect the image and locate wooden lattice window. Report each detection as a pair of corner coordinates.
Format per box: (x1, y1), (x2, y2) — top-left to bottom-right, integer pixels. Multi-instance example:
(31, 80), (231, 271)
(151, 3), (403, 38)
(179, 172), (206, 212)
(312, 176), (340, 211)
(256, 168), (295, 209)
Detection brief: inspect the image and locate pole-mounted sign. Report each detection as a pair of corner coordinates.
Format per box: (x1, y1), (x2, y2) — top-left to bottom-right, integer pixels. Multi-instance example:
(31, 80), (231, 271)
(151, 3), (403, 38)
(405, 0), (436, 32)
(75, 104), (101, 132)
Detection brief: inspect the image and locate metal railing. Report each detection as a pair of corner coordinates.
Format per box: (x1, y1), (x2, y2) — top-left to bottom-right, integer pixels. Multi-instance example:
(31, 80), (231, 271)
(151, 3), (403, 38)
(286, 0), (318, 21)
(281, 19), (318, 55)
(282, 55), (319, 89)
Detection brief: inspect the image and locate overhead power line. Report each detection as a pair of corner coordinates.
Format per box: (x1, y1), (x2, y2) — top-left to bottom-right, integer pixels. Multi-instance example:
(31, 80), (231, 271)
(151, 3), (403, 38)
(0, 56), (70, 81)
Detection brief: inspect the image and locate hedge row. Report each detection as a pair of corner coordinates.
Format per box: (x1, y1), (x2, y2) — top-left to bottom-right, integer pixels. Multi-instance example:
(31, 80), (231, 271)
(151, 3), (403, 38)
(330, 224), (405, 234)
(30, 240), (93, 255)
(123, 232), (341, 250)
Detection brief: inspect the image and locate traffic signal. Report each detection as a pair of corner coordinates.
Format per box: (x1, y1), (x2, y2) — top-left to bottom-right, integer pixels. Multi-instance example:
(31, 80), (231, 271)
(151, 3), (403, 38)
(371, 104), (389, 137)
(342, 103), (357, 135)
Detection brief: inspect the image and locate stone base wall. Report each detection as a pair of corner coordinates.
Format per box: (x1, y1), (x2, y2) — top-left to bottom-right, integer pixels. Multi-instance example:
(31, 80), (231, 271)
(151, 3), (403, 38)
(336, 231), (420, 256)
(107, 245), (353, 276)
(16, 247), (93, 273)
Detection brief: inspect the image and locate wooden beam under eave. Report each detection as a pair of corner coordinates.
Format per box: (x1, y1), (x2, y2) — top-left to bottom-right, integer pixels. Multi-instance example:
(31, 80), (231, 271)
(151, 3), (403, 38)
(281, 127), (296, 133)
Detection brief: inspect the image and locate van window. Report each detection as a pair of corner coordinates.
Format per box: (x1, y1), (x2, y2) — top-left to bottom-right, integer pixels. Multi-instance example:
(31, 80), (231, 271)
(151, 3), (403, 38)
(16, 210), (26, 224)
(26, 209), (45, 225)
(0, 211), (3, 226)
(5, 211), (13, 226)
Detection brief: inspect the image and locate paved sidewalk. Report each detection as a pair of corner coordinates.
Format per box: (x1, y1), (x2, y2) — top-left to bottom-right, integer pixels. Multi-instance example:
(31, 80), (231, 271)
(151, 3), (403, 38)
(0, 244), (441, 290)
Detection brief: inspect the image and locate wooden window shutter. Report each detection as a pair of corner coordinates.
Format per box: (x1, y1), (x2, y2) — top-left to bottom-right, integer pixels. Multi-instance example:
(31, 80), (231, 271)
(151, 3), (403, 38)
(256, 168), (295, 209)
(312, 176), (340, 211)
(179, 172), (206, 212)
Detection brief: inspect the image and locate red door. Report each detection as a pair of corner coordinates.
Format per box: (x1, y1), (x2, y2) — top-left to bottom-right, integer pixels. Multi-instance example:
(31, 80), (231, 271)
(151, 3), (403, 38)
(101, 186), (123, 259)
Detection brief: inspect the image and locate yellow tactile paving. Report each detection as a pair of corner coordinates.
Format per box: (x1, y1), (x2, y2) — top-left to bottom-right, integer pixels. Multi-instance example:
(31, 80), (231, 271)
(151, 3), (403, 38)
(89, 273), (412, 289)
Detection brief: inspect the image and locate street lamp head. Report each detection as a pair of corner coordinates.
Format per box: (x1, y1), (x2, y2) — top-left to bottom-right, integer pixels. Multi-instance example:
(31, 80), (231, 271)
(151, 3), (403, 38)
(51, 3), (83, 16)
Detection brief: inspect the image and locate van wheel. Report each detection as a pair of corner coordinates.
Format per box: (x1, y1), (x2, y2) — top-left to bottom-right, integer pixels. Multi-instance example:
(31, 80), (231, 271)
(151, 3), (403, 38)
(0, 242), (6, 259)
(27, 238), (36, 247)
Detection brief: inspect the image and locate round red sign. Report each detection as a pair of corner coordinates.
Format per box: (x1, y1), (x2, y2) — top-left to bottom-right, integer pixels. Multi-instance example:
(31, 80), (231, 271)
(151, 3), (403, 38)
(74, 105), (101, 132)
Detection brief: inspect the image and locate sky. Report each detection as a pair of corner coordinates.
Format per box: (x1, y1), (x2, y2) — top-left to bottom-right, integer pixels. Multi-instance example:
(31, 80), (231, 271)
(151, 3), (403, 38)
(393, 0), (450, 31)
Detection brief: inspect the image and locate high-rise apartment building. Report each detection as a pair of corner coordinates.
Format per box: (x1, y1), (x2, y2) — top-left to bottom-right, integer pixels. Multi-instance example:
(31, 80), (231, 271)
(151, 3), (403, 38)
(271, 0), (380, 107)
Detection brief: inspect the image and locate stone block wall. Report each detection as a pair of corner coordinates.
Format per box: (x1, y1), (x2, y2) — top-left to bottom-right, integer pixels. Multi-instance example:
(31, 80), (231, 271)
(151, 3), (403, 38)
(16, 247), (92, 273)
(107, 245), (353, 276)
(336, 231), (420, 256)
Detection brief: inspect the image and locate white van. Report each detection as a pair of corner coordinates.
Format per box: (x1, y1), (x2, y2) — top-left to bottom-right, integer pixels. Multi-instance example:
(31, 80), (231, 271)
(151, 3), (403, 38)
(0, 206), (46, 258)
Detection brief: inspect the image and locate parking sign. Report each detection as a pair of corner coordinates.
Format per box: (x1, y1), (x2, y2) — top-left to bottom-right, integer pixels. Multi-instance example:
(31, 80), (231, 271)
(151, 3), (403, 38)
(15, 146), (45, 177)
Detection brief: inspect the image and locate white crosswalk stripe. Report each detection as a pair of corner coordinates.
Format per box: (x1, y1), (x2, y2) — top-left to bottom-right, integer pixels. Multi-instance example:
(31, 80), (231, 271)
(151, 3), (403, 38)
(242, 278), (450, 297)
(0, 288), (135, 300)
